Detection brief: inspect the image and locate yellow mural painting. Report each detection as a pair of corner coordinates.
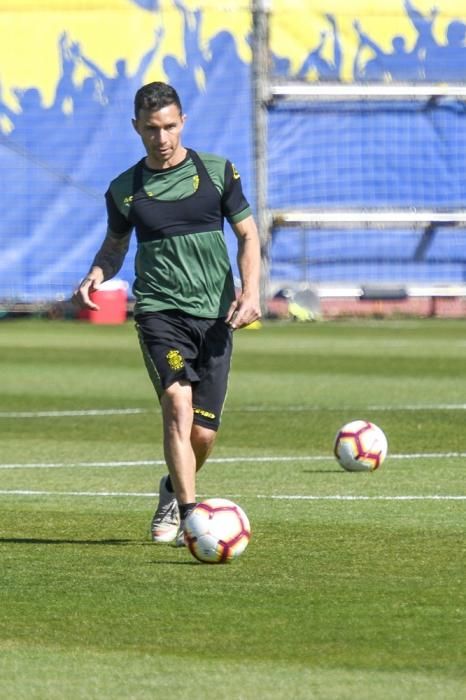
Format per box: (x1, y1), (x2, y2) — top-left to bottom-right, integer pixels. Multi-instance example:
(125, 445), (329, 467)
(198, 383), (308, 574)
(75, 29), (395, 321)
(270, 0), (466, 81)
(0, 0), (465, 110)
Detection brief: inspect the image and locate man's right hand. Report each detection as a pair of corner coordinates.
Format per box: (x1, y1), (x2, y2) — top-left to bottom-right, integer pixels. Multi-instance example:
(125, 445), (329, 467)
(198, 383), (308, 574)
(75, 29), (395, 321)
(72, 268), (104, 310)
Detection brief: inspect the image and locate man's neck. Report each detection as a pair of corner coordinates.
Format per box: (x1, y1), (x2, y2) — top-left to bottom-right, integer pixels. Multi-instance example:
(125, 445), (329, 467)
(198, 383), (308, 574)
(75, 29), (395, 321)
(145, 147), (187, 170)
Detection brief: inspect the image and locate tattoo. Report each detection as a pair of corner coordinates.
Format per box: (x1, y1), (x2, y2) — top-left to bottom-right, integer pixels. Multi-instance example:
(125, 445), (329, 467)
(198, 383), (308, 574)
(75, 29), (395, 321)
(91, 230), (131, 281)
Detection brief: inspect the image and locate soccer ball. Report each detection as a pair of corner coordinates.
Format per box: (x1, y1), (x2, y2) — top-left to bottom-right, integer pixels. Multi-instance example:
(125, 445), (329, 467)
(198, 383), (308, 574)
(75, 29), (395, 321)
(334, 420), (388, 472)
(184, 498), (251, 564)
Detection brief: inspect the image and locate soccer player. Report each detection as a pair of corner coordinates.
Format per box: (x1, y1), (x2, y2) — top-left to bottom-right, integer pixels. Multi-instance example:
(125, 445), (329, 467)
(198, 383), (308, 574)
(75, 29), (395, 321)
(73, 81), (261, 546)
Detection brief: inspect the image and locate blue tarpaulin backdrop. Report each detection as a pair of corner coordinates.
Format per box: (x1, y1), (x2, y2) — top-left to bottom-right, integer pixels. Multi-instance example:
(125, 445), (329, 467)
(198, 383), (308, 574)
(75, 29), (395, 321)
(1, 0), (466, 299)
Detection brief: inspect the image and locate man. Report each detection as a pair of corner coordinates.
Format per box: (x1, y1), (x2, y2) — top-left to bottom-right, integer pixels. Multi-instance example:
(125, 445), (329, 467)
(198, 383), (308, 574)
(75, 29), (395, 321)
(73, 81), (261, 546)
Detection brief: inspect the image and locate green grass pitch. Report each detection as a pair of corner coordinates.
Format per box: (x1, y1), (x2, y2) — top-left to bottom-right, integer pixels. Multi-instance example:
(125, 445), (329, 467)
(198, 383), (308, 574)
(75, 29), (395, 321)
(0, 318), (465, 699)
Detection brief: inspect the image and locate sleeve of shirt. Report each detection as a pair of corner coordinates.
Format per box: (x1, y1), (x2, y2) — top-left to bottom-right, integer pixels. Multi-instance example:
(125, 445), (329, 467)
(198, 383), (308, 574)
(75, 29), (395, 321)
(105, 189), (133, 238)
(221, 160), (252, 224)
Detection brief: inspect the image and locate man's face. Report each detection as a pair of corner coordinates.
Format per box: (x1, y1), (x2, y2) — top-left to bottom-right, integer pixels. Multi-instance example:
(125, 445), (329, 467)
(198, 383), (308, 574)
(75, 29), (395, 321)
(132, 103), (186, 168)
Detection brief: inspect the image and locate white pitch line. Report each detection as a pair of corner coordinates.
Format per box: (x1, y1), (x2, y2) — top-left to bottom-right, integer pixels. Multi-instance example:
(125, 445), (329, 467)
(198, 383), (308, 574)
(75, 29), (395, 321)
(0, 490), (157, 497)
(368, 404), (466, 411)
(0, 408), (146, 418)
(0, 490), (464, 501)
(232, 404), (466, 412)
(1, 452), (466, 470)
(2, 404), (466, 419)
(391, 452), (466, 459)
(257, 494), (466, 501)
(0, 456), (330, 469)
(0, 460), (168, 470)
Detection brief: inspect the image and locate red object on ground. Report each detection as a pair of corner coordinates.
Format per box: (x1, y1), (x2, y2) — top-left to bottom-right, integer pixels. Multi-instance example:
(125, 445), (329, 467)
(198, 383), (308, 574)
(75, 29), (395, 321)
(78, 280), (128, 325)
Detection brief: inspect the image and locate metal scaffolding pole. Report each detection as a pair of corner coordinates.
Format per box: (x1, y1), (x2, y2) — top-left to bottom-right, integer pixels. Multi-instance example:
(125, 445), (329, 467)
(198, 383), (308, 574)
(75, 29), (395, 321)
(251, 0), (271, 312)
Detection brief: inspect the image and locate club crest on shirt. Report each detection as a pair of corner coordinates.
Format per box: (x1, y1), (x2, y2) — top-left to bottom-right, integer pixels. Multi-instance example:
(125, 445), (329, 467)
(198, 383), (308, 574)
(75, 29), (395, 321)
(193, 175), (200, 191)
(231, 163), (240, 179)
(166, 349), (184, 371)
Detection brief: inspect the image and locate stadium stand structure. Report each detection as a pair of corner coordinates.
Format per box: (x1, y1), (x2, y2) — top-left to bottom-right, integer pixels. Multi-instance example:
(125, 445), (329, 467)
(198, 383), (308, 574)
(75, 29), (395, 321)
(251, 1), (466, 317)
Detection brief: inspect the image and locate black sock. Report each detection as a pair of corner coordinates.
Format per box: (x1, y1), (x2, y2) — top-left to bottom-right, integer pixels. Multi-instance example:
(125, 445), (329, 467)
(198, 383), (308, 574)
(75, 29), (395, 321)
(179, 503), (197, 521)
(165, 475), (174, 493)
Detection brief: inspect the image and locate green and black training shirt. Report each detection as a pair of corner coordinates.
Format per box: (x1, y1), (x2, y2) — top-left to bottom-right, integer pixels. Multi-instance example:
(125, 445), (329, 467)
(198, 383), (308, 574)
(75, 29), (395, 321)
(105, 149), (252, 318)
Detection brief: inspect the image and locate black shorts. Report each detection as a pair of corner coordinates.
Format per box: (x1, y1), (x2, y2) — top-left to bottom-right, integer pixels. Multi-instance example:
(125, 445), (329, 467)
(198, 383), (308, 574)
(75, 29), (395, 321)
(135, 310), (233, 431)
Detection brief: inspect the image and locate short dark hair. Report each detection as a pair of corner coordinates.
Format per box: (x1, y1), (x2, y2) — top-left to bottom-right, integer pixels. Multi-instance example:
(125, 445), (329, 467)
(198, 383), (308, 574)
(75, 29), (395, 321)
(134, 82), (183, 119)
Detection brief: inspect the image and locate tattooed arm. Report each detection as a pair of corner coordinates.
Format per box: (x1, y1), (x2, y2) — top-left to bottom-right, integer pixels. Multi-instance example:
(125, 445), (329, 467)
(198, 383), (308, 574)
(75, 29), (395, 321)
(72, 228), (131, 310)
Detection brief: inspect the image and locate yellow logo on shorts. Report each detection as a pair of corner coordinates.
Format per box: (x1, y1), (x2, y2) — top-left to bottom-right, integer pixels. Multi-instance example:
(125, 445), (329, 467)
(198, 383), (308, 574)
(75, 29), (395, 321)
(194, 407), (216, 420)
(166, 349), (184, 371)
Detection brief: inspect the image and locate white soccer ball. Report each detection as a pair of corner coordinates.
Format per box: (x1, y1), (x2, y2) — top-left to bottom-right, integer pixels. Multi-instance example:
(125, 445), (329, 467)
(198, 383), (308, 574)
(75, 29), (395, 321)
(184, 498), (251, 564)
(334, 420), (388, 472)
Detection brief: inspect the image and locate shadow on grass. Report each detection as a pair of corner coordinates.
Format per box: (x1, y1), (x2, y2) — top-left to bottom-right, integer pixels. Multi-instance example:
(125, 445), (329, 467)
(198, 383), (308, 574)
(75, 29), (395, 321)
(303, 469), (344, 474)
(0, 538), (231, 565)
(151, 559), (199, 566)
(0, 537), (199, 562)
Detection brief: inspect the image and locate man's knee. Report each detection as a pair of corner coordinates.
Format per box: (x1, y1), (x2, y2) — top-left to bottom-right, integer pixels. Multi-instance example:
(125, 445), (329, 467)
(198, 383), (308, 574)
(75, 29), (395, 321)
(191, 424), (216, 468)
(161, 381), (193, 426)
